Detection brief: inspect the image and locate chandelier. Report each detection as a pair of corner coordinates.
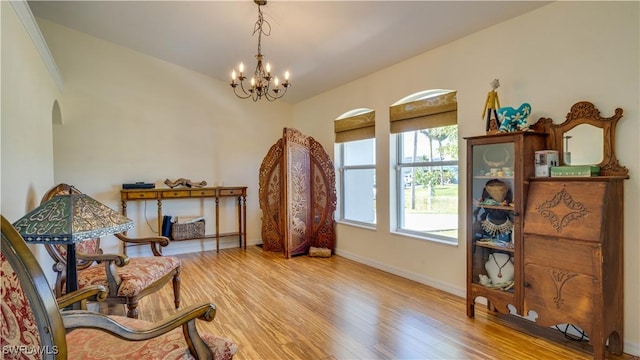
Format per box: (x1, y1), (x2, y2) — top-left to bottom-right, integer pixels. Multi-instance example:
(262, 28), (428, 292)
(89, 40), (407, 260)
(230, 0), (290, 102)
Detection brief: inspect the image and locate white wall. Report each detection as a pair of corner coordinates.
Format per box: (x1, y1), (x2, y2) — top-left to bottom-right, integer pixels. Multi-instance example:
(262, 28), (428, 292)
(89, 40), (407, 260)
(36, 19), (292, 256)
(1, 2), (61, 278)
(292, 1), (639, 354)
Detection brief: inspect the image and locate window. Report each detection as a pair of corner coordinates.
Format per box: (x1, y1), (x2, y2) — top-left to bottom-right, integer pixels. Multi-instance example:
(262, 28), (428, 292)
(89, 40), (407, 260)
(338, 138), (376, 224)
(334, 109), (376, 226)
(390, 90), (458, 243)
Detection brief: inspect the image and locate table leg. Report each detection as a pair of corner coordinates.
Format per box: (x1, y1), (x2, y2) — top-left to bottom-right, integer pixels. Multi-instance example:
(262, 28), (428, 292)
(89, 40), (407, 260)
(237, 196), (242, 249)
(121, 200), (128, 255)
(215, 197), (220, 253)
(242, 195), (247, 250)
(157, 199), (163, 236)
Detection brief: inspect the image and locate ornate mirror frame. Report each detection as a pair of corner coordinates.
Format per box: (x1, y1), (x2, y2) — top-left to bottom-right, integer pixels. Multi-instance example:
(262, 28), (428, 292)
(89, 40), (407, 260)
(536, 101), (629, 177)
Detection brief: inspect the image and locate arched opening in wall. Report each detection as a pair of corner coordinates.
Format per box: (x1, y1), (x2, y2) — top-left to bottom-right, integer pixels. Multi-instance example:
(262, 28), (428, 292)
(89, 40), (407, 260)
(52, 100), (62, 125)
(389, 89), (458, 244)
(334, 108), (376, 226)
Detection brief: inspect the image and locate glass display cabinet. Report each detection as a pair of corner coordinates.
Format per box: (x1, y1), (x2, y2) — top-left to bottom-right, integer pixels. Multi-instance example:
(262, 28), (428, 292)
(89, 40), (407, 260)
(465, 132), (546, 318)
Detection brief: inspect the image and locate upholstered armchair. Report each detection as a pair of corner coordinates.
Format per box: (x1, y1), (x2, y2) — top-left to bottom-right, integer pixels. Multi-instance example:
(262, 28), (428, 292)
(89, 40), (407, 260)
(41, 183), (181, 318)
(1, 215), (237, 359)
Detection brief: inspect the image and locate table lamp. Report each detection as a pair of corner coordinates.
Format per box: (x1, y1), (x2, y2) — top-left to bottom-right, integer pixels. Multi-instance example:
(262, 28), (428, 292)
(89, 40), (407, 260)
(12, 190), (133, 293)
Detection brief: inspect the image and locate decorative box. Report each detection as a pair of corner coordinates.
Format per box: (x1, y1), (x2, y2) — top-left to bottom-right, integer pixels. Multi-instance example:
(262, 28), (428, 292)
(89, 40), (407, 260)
(171, 220), (205, 240)
(550, 165), (599, 177)
(534, 150), (559, 177)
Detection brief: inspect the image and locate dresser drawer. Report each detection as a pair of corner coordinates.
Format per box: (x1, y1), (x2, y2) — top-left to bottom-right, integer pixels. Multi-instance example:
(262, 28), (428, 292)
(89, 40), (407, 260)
(524, 181), (606, 242)
(219, 188), (244, 196)
(524, 234), (598, 277)
(124, 191), (157, 200)
(161, 190), (189, 198)
(190, 189), (216, 197)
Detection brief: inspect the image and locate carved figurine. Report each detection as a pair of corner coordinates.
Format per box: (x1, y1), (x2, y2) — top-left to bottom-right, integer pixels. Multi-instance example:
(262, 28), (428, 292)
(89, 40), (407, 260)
(164, 178), (207, 188)
(482, 79), (501, 132)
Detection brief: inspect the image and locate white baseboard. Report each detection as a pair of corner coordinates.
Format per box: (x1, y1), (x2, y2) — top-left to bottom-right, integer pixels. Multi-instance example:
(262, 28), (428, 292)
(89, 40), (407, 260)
(334, 248), (466, 298)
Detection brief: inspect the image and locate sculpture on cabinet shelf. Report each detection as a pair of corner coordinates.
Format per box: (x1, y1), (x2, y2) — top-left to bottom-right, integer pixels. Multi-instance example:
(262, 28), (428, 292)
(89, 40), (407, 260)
(482, 79), (501, 133)
(258, 128), (336, 258)
(498, 103), (531, 132)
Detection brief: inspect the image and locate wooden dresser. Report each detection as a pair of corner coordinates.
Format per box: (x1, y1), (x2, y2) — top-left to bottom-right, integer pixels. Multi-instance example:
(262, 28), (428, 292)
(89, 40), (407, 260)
(523, 177), (625, 359)
(466, 102), (629, 359)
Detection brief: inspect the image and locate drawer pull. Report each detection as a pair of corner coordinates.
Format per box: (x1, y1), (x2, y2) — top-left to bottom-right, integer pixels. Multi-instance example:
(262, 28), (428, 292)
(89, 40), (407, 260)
(523, 282), (530, 288)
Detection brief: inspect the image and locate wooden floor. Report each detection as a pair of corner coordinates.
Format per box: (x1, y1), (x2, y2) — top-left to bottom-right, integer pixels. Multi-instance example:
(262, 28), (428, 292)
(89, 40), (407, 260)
(130, 246), (635, 360)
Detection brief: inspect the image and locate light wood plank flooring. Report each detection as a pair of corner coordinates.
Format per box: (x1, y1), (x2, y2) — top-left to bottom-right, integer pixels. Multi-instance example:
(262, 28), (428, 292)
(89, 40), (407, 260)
(131, 246), (635, 360)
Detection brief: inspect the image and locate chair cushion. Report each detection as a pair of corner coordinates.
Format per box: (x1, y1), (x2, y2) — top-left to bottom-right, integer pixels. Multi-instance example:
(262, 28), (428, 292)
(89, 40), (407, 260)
(1, 252), (43, 357)
(77, 256), (181, 297)
(66, 315), (237, 360)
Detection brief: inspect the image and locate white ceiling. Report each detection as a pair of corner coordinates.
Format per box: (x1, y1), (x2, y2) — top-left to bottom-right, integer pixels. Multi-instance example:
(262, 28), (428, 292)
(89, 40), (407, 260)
(28, 1), (550, 104)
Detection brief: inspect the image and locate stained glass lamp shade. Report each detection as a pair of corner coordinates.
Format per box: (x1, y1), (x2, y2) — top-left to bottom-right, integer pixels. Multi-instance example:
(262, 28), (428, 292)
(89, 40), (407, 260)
(12, 193), (133, 244)
(12, 192), (133, 294)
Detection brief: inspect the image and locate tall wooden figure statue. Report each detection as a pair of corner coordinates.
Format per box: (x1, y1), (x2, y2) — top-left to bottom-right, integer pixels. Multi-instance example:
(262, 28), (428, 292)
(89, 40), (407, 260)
(482, 79), (501, 133)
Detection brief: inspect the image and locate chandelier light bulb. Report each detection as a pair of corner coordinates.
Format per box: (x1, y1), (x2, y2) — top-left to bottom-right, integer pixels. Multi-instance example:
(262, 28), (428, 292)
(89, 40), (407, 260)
(285, 71), (290, 80)
(274, 77), (279, 87)
(231, 70), (236, 81)
(266, 63), (271, 74)
(239, 62), (244, 74)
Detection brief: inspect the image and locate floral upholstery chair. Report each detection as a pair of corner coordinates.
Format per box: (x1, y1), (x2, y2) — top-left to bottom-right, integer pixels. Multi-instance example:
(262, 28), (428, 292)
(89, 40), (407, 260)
(42, 183), (181, 318)
(1, 215), (237, 359)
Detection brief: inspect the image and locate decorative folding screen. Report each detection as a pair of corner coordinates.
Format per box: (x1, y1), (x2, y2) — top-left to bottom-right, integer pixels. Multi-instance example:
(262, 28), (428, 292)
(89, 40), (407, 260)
(259, 128), (337, 258)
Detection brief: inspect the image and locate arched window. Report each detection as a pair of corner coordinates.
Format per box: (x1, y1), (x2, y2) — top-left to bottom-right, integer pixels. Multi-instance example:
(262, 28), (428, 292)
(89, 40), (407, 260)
(334, 108), (376, 226)
(390, 90), (458, 243)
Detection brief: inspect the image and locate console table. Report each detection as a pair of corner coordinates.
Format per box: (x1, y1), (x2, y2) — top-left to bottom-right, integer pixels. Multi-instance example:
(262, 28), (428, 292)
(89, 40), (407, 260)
(120, 186), (247, 254)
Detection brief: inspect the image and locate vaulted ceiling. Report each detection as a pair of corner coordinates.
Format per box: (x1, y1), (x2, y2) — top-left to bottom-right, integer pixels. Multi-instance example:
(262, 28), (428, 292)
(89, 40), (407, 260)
(28, 1), (550, 104)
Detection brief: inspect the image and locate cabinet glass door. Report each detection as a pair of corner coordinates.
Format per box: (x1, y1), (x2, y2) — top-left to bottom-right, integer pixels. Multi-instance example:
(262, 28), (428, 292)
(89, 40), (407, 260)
(470, 142), (516, 291)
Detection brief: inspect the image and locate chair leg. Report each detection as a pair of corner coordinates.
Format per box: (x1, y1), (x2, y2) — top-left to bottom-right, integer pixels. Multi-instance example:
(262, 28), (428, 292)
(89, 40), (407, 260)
(126, 300), (139, 319)
(173, 268), (181, 309)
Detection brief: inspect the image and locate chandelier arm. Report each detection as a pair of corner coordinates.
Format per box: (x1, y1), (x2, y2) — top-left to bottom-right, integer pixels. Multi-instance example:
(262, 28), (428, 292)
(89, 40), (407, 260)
(232, 85), (253, 100)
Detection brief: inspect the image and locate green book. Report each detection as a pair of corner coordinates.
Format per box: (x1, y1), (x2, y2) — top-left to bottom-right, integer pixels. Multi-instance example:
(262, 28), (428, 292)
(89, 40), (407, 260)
(550, 165), (600, 177)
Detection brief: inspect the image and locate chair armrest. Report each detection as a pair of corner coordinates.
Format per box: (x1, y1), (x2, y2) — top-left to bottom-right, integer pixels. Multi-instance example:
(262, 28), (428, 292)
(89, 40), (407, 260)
(57, 285), (108, 309)
(76, 253), (128, 296)
(115, 233), (169, 256)
(77, 252), (129, 266)
(62, 303), (217, 358)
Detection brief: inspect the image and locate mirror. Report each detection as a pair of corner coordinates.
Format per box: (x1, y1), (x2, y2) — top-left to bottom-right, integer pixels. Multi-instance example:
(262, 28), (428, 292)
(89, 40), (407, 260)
(534, 101), (628, 177)
(563, 124), (603, 165)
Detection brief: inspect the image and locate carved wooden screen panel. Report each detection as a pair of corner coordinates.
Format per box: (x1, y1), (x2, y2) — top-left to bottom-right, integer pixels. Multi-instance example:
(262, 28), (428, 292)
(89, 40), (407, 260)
(258, 128), (336, 258)
(283, 129), (312, 257)
(309, 138), (336, 250)
(259, 138), (284, 252)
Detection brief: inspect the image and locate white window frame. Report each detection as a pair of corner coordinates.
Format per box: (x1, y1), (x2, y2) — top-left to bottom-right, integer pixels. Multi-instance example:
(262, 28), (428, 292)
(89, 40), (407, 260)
(336, 138), (376, 228)
(393, 129), (458, 244)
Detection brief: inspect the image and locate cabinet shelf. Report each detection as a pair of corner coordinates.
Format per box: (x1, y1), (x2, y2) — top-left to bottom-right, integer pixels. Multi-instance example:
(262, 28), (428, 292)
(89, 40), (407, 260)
(474, 240), (514, 252)
(474, 175), (514, 180)
(471, 282), (515, 293)
(475, 204), (514, 211)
